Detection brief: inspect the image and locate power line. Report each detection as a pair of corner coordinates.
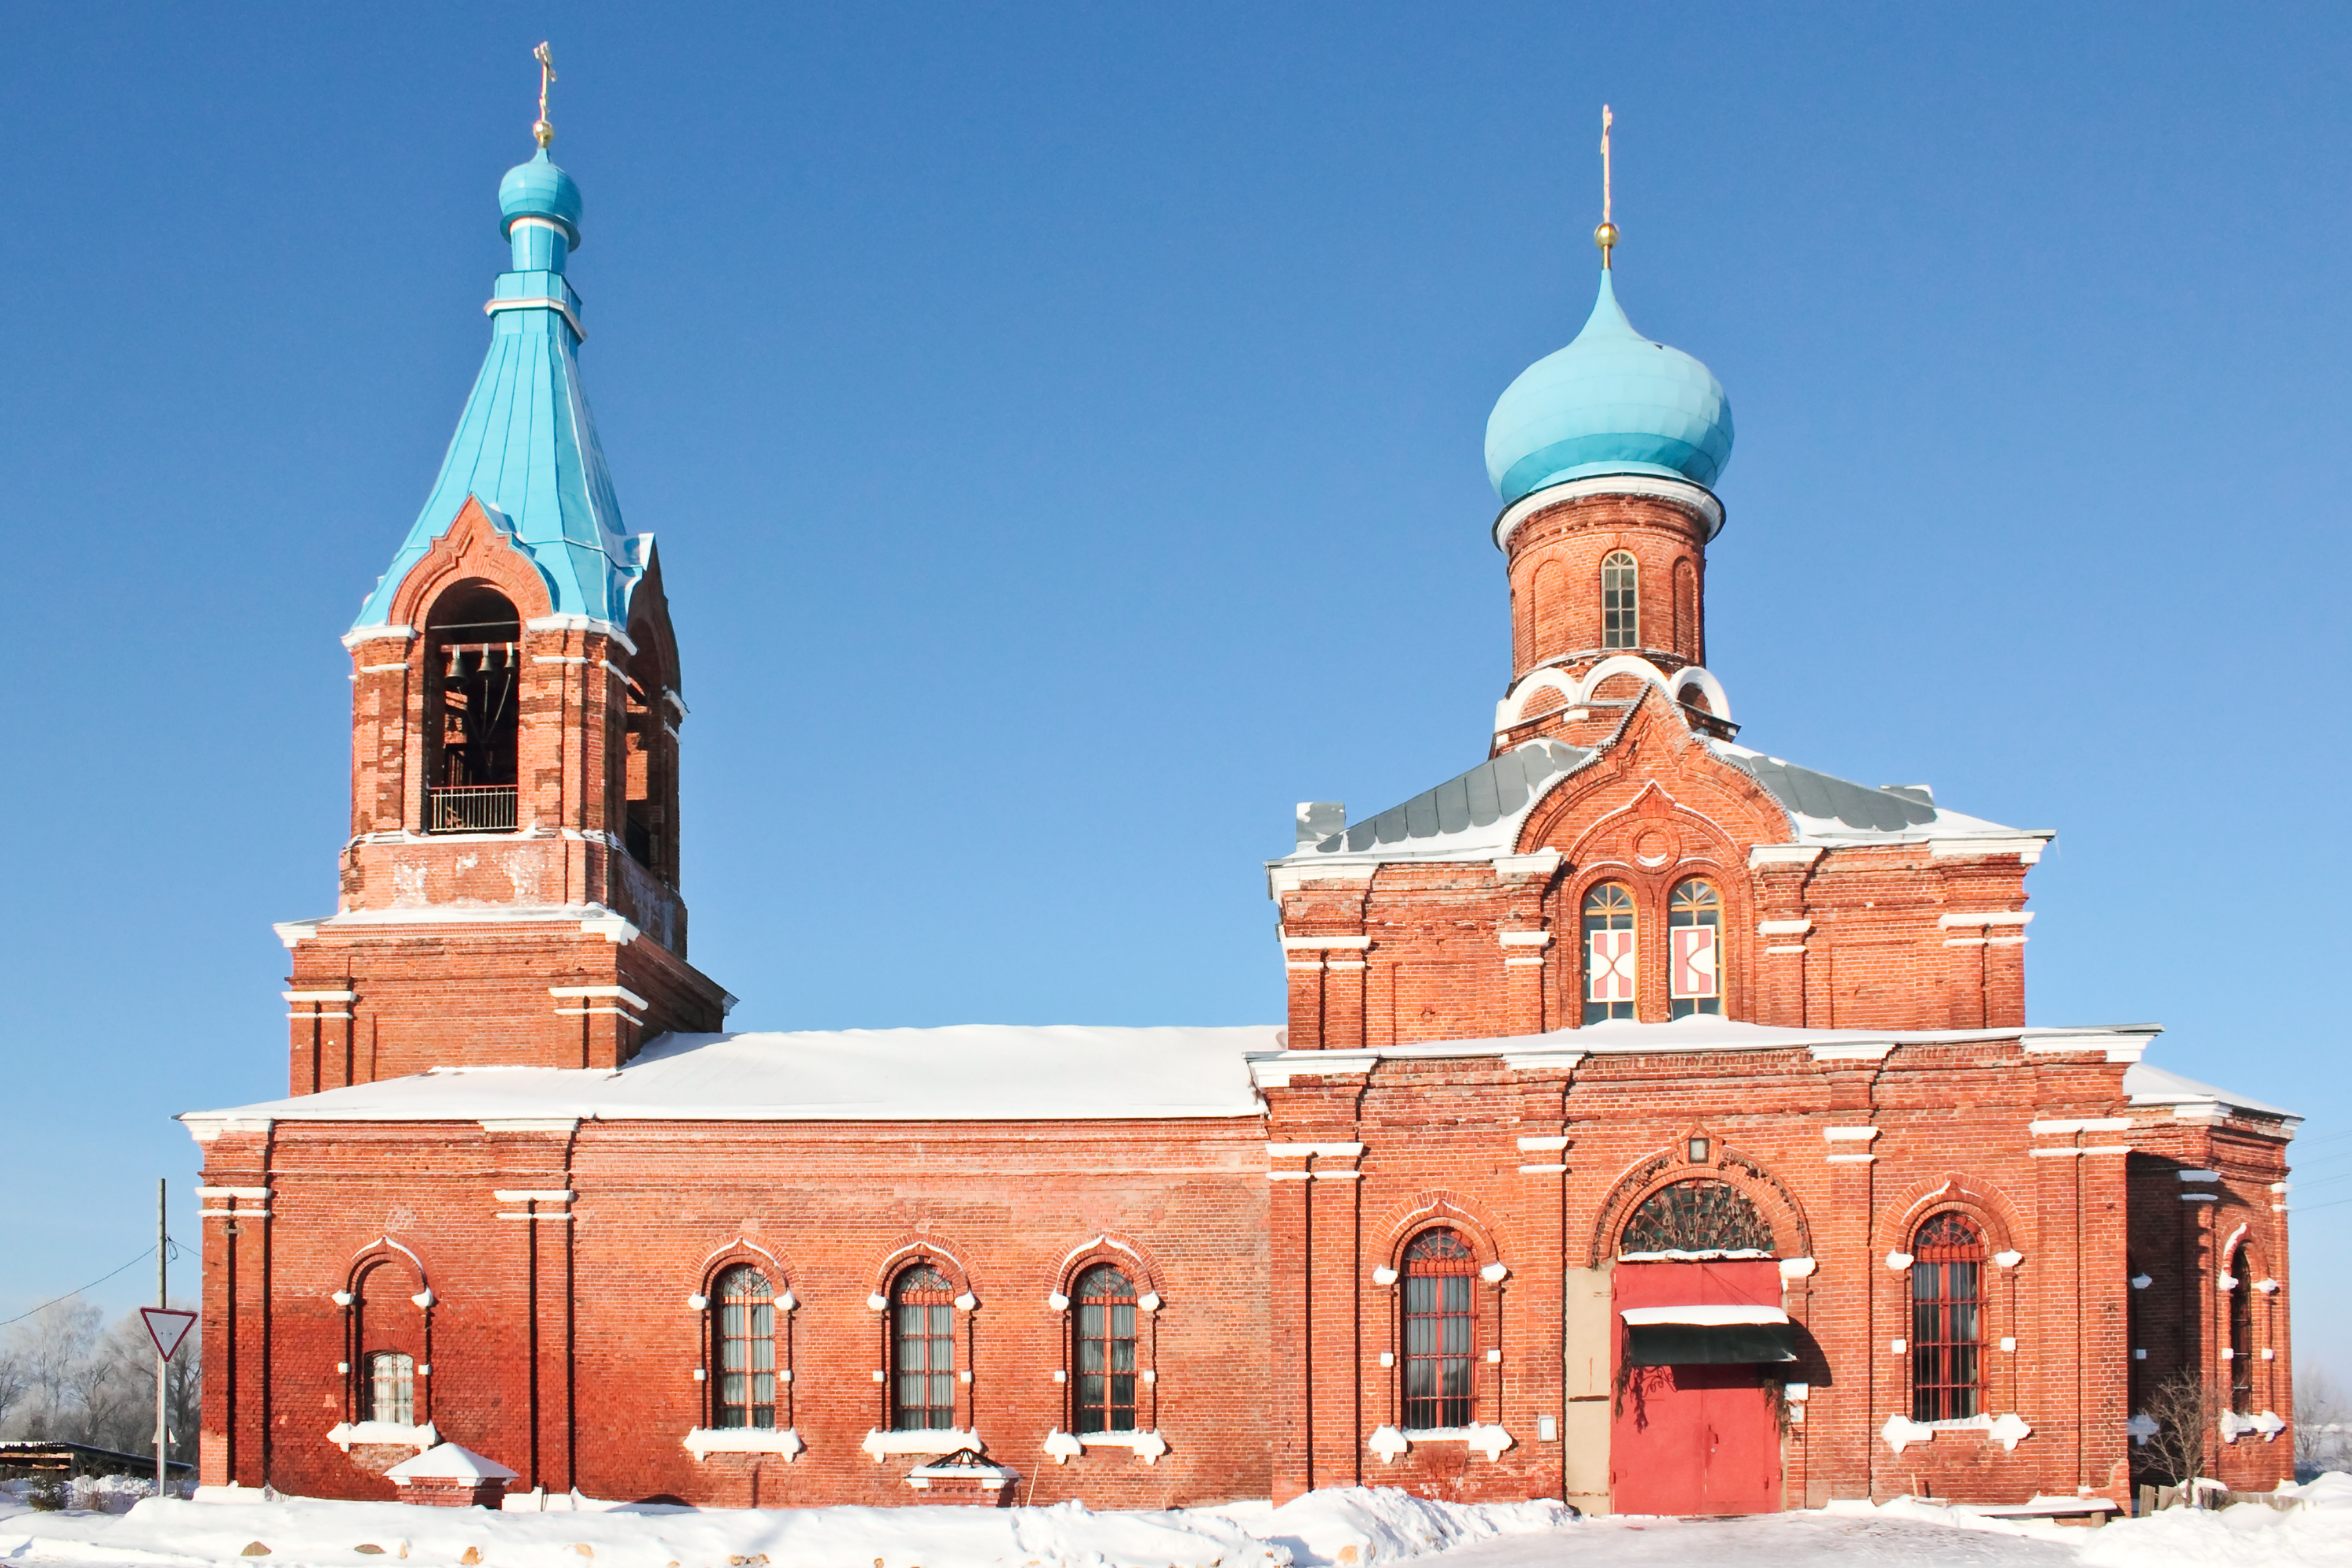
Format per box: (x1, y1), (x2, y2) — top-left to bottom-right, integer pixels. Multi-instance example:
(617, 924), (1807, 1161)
(0, 1237), (181, 1331)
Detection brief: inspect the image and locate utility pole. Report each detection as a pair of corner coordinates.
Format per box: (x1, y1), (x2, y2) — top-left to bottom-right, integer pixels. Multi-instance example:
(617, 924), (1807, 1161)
(156, 1177), (167, 1499)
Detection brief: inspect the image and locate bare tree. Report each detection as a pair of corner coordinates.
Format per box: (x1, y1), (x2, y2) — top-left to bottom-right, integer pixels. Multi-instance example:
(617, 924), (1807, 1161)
(2138, 1369), (2220, 1491)
(4, 1301), (101, 1438)
(0, 1300), (199, 1460)
(2297, 1366), (2351, 1479)
(0, 1343), (27, 1432)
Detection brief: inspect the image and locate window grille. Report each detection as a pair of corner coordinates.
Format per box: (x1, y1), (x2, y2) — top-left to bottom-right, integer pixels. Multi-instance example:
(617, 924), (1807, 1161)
(1911, 1211), (1985, 1421)
(1401, 1229), (1476, 1429)
(1602, 552), (1639, 649)
(1668, 879), (1723, 1018)
(1620, 1179), (1774, 1256)
(2228, 1250), (2255, 1414)
(892, 1264), (958, 1431)
(1583, 883), (1637, 1023)
(1073, 1264), (1138, 1434)
(368, 1351), (415, 1425)
(714, 1265), (776, 1430)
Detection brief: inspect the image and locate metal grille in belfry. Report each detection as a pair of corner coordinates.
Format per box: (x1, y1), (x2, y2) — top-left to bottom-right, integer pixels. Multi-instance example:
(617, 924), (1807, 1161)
(426, 784), (518, 832)
(1620, 1179), (1774, 1255)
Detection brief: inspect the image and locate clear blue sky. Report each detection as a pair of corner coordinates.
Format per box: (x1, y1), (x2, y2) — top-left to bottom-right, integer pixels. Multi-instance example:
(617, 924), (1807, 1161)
(5, 3), (2347, 1382)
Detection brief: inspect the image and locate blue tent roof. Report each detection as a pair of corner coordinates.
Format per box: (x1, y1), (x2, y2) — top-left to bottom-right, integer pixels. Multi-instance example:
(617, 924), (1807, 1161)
(353, 151), (641, 631)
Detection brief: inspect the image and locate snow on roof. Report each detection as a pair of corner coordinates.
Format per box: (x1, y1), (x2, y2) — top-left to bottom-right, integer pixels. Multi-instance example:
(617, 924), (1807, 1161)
(1268, 733), (2047, 873)
(2124, 1062), (2300, 1125)
(384, 1441), (517, 1481)
(1620, 1305), (1791, 1326)
(1247, 1016), (2161, 1079)
(182, 1024), (1276, 1126)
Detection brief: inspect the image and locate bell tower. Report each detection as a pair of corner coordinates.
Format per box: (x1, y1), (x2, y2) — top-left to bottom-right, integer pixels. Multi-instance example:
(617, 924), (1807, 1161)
(280, 103), (730, 1092)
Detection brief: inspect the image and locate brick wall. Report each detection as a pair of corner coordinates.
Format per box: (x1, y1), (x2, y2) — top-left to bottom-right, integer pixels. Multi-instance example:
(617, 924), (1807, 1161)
(198, 1116), (1272, 1507)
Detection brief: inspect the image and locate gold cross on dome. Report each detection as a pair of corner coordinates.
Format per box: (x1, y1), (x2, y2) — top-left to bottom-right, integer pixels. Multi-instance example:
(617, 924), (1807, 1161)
(1595, 104), (1619, 267)
(533, 42), (558, 148)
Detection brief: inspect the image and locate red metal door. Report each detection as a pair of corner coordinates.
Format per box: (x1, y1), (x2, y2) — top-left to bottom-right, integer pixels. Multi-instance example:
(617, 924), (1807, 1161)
(1608, 1262), (1783, 1516)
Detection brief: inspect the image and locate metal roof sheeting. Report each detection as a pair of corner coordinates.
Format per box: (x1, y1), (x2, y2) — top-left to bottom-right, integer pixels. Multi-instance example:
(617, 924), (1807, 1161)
(1715, 752), (1939, 833)
(1312, 740), (1592, 856)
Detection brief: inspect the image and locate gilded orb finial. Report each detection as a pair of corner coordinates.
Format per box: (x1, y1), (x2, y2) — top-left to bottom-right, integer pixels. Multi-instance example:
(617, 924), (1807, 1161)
(532, 41), (558, 149)
(1594, 104), (1617, 268)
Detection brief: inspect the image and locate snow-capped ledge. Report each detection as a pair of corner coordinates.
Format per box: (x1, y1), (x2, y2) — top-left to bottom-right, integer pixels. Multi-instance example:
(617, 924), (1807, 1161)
(2218, 1408), (2286, 1444)
(327, 1420), (436, 1452)
(683, 1427), (803, 1462)
(1368, 1424), (1514, 1462)
(1042, 1427), (1168, 1465)
(1881, 1412), (2031, 1454)
(861, 1427), (985, 1462)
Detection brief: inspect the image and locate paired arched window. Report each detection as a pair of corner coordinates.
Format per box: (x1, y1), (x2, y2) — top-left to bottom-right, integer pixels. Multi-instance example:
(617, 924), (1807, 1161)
(713, 1266), (778, 1430)
(422, 584), (522, 832)
(2227, 1249), (2256, 1414)
(1583, 882), (1637, 1023)
(1668, 879), (1722, 1018)
(368, 1350), (415, 1425)
(1581, 879), (1730, 1021)
(892, 1264), (958, 1431)
(1401, 1229), (1477, 1430)
(1911, 1212), (1984, 1421)
(1073, 1264), (1139, 1435)
(1601, 552), (1639, 650)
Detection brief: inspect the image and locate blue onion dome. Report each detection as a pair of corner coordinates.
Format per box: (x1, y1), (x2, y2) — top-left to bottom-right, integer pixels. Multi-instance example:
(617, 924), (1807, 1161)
(1484, 270), (1732, 505)
(499, 149), (583, 248)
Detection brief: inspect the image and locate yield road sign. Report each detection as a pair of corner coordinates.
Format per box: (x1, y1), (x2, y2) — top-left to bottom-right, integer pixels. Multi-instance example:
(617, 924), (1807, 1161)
(141, 1307), (196, 1360)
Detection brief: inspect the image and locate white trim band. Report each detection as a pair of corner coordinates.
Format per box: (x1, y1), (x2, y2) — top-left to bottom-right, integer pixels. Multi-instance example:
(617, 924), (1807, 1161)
(484, 295), (587, 340)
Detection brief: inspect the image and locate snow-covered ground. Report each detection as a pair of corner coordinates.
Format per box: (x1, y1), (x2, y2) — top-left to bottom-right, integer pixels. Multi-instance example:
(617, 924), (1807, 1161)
(0, 1477), (2344, 1568)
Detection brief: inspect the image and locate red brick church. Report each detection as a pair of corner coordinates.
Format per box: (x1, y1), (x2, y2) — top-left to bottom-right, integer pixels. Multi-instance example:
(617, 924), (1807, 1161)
(186, 116), (2300, 1516)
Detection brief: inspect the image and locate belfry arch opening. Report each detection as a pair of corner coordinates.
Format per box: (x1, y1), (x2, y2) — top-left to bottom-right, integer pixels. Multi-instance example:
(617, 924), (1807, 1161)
(621, 620), (676, 883)
(423, 584), (520, 832)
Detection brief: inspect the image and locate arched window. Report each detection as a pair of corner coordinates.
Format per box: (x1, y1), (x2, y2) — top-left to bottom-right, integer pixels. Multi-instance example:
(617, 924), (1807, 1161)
(1911, 1212), (1985, 1421)
(1401, 1229), (1476, 1430)
(1073, 1264), (1138, 1434)
(1621, 1180), (1774, 1256)
(891, 1264), (957, 1431)
(368, 1351), (415, 1425)
(423, 584), (521, 832)
(2227, 1250), (2255, 1414)
(1668, 880), (1723, 1019)
(1601, 551), (1639, 649)
(1583, 883), (1637, 1024)
(713, 1266), (777, 1430)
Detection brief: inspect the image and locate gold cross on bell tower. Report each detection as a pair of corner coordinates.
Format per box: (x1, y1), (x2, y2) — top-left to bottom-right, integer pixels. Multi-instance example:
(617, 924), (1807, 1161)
(1594, 105), (1618, 268)
(532, 41), (558, 149)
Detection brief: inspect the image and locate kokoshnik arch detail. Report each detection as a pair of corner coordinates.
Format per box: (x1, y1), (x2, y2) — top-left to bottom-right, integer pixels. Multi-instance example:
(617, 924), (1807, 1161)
(185, 91), (2297, 1516)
